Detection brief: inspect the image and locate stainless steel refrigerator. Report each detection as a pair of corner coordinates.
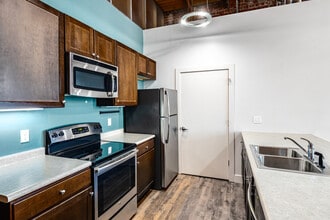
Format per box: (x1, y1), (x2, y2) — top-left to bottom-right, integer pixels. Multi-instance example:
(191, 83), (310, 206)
(124, 88), (178, 189)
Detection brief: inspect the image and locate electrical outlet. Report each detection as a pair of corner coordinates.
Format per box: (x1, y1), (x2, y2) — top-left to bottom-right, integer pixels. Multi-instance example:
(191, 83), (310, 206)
(20, 129), (30, 143)
(107, 118), (112, 126)
(253, 116), (263, 124)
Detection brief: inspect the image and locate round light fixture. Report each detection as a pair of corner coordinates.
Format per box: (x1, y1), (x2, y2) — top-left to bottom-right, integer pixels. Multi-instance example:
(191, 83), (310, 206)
(180, 11), (212, 28)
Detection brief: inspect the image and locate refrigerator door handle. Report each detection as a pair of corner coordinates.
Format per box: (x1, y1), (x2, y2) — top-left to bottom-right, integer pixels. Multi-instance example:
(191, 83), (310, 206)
(166, 90), (171, 117)
(161, 117), (170, 144)
(166, 117), (170, 144)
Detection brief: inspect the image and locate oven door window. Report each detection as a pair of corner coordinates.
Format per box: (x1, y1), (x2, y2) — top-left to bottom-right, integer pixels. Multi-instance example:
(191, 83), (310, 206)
(73, 67), (107, 92)
(97, 156), (136, 216)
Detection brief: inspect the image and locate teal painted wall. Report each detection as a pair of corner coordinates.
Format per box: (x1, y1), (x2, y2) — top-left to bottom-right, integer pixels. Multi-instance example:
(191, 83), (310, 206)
(0, 96), (123, 156)
(0, 1), (144, 157)
(41, 0), (143, 52)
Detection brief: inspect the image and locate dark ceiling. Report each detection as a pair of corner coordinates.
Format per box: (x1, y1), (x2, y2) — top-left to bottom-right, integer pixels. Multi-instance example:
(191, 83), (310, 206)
(154, 0), (220, 12)
(154, 0), (309, 26)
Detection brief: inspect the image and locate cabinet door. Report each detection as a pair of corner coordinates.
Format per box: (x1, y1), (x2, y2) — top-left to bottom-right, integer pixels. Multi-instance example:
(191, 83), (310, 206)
(147, 59), (156, 80)
(94, 31), (116, 65)
(65, 16), (94, 58)
(137, 148), (155, 200)
(34, 186), (93, 220)
(137, 53), (147, 75)
(0, 0), (65, 107)
(115, 43), (137, 106)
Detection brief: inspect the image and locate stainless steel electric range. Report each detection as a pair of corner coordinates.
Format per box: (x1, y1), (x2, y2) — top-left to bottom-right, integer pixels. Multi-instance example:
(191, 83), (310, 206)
(45, 122), (137, 220)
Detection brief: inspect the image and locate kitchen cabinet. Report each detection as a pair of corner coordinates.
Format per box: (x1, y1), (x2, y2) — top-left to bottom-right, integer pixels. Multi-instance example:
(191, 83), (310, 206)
(0, 169), (92, 220)
(132, 0), (147, 29)
(137, 138), (155, 201)
(137, 53), (156, 80)
(65, 16), (115, 65)
(242, 144), (265, 220)
(0, 0), (65, 108)
(112, 0), (131, 18)
(97, 43), (138, 106)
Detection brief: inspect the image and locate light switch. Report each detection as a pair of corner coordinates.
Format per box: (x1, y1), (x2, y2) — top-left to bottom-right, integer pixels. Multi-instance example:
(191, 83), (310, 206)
(253, 116), (263, 124)
(20, 129), (30, 143)
(107, 118), (112, 126)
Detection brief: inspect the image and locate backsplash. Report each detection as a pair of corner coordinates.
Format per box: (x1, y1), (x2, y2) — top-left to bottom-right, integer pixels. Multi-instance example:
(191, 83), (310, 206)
(0, 96), (123, 157)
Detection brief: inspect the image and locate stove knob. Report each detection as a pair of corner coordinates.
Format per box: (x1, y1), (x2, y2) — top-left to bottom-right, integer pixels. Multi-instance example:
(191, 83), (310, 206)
(52, 133), (58, 138)
(58, 131), (64, 137)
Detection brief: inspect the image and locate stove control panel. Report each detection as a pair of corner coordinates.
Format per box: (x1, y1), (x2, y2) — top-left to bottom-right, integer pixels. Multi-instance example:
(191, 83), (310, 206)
(46, 122), (103, 144)
(72, 126), (89, 135)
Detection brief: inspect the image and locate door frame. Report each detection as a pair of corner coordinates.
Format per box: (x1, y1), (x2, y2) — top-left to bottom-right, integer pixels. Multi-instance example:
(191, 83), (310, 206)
(175, 65), (235, 182)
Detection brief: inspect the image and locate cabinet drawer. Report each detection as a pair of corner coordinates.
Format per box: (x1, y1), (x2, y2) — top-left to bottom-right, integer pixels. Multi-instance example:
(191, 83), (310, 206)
(13, 169), (91, 220)
(137, 139), (154, 157)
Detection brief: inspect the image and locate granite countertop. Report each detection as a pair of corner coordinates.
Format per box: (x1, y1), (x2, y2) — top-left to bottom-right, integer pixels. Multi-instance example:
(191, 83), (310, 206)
(101, 129), (155, 145)
(0, 148), (91, 203)
(242, 132), (330, 220)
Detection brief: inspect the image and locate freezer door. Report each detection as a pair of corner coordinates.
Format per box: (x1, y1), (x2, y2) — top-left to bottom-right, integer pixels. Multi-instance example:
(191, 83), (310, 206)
(160, 89), (178, 117)
(161, 115), (179, 188)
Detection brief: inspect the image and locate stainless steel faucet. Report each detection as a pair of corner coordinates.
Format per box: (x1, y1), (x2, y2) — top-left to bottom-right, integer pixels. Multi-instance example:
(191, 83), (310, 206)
(284, 137), (315, 161)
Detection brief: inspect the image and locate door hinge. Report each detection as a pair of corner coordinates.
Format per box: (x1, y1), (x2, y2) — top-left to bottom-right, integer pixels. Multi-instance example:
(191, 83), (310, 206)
(228, 78), (232, 85)
(228, 160), (230, 166)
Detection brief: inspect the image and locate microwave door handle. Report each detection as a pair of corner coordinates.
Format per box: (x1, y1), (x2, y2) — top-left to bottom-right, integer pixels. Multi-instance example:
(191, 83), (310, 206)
(113, 75), (117, 93)
(106, 73), (113, 97)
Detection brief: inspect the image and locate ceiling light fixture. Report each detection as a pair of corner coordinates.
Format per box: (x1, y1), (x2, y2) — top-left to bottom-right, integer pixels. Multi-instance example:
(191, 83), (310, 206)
(180, 0), (212, 28)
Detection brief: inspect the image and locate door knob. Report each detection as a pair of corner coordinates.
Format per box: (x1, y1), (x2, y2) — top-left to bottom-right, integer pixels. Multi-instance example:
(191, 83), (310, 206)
(180, 127), (189, 131)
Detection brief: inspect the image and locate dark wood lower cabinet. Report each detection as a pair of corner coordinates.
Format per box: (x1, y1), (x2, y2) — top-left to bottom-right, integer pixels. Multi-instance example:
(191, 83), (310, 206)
(137, 139), (155, 201)
(0, 169), (92, 220)
(34, 186), (93, 220)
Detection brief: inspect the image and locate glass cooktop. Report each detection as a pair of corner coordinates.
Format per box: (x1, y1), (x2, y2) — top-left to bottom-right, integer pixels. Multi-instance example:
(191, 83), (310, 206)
(91, 141), (136, 165)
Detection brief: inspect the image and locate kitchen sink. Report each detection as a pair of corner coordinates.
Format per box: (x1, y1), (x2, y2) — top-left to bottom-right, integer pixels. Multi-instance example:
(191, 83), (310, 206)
(250, 145), (326, 175)
(257, 155), (322, 173)
(253, 146), (302, 158)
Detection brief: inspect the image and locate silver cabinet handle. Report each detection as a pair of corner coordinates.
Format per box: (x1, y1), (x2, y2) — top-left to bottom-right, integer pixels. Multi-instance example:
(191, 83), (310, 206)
(247, 182), (257, 220)
(96, 55), (100, 59)
(180, 127), (188, 131)
(89, 192), (94, 197)
(92, 52), (96, 57)
(145, 146), (149, 149)
(59, 189), (66, 195)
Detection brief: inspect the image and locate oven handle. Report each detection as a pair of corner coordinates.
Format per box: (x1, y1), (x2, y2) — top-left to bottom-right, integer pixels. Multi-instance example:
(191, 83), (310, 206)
(95, 149), (137, 175)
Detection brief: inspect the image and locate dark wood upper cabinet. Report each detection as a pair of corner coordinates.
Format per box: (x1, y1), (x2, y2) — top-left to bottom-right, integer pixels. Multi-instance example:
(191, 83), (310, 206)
(65, 16), (115, 65)
(0, 0), (65, 108)
(112, 0), (131, 18)
(157, 5), (164, 27)
(132, 0), (147, 29)
(146, 0), (157, 29)
(65, 16), (94, 58)
(137, 53), (156, 80)
(94, 32), (116, 65)
(147, 58), (156, 80)
(115, 43), (138, 106)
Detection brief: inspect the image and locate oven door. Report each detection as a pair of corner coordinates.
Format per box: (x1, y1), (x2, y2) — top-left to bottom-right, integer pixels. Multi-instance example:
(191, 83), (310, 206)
(94, 149), (137, 220)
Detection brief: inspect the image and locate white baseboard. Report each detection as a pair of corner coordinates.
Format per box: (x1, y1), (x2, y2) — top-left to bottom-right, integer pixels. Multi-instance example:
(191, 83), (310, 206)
(233, 174), (242, 184)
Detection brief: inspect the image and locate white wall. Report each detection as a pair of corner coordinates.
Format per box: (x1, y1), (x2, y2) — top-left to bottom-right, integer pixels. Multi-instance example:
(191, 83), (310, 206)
(143, 0), (330, 180)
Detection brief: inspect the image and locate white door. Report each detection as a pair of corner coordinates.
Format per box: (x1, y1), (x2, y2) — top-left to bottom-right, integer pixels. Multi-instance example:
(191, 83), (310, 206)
(178, 69), (229, 180)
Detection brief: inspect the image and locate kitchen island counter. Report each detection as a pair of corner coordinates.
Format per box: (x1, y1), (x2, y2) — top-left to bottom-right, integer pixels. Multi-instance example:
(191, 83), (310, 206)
(242, 132), (330, 220)
(0, 148), (91, 203)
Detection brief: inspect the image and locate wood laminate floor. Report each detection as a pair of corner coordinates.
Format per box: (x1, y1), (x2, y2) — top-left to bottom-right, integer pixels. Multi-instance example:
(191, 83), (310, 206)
(133, 174), (245, 220)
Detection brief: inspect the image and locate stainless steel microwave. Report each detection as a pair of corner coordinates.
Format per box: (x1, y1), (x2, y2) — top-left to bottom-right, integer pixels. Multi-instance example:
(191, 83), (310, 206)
(66, 52), (118, 98)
